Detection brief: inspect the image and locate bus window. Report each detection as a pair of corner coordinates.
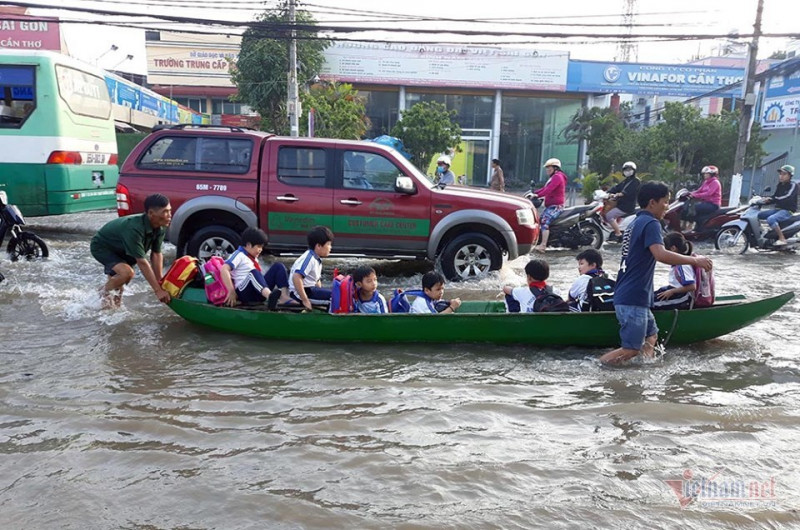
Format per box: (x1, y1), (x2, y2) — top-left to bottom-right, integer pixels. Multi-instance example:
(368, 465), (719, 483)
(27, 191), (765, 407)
(55, 64), (111, 119)
(0, 65), (36, 128)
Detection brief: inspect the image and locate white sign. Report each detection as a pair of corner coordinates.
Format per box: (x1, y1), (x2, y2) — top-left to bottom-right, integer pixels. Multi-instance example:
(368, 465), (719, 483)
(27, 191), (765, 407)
(761, 95), (800, 130)
(320, 42), (569, 91)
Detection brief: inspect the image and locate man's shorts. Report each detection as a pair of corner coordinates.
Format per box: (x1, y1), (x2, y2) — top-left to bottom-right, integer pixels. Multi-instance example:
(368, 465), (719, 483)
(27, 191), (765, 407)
(90, 240), (134, 276)
(615, 304), (659, 351)
(540, 205), (564, 230)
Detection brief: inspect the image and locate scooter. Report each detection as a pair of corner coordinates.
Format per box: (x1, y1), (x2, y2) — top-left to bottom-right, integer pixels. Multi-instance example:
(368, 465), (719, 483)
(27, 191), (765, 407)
(592, 189), (636, 242)
(0, 190), (49, 261)
(524, 183), (604, 249)
(663, 188), (746, 241)
(715, 195), (800, 254)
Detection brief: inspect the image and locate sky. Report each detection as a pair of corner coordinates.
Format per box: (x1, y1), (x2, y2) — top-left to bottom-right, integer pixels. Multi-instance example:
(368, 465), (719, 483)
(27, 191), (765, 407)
(14, 0), (800, 75)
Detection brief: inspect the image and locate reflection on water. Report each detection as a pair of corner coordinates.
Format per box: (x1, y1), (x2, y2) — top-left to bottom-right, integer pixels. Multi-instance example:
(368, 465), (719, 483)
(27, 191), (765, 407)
(1, 211), (799, 527)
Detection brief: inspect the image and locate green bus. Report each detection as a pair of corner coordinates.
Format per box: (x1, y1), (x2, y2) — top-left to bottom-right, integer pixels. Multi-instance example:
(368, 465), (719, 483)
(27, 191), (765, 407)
(0, 50), (118, 216)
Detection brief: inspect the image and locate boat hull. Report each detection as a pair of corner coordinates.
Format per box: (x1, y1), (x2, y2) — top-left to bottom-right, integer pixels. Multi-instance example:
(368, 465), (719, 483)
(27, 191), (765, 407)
(167, 289), (794, 347)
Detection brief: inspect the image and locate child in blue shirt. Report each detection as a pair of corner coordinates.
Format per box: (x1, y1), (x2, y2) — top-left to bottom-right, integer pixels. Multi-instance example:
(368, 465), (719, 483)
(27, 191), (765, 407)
(220, 227), (293, 307)
(290, 226), (334, 311)
(409, 271), (461, 314)
(567, 249), (607, 312)
(352, 265), (389, 313)
(600, 182), (713, 365)
(503, 258), (562, 312)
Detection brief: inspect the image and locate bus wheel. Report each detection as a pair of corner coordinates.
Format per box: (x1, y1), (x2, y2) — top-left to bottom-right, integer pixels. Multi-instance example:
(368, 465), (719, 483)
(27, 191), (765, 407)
(186, 225), (240, 261)
(8, 232), (49, 261)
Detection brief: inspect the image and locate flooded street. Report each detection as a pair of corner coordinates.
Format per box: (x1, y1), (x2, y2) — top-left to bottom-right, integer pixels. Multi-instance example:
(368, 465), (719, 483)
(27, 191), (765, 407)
(2, 210), (799, 528)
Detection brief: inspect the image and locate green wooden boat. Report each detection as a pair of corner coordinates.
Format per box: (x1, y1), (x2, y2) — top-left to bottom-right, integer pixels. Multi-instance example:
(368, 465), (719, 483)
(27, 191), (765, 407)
(167, 288), (794, 347)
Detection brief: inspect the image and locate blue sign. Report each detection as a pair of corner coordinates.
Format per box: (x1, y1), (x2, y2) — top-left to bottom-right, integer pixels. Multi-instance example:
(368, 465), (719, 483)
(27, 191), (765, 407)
(0, 65), (34, 86)
(140, 92), (160, 117)
(567, 61), (744, 97)
(765, 69), (800, 99)
(11, 86), (33, 100)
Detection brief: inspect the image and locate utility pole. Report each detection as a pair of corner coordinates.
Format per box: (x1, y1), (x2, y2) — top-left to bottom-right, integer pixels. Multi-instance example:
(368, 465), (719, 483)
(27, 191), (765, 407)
(733, 0), (764, 176)
(287, 0), (300, 137)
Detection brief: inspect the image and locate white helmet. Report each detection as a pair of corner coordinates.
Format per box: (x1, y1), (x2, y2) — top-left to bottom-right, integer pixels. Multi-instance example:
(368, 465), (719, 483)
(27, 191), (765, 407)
(701, 165), (719, 175)
(437, 155), (451, 166)
(543, 158), (561, 168)
(622, 161), (637, 171)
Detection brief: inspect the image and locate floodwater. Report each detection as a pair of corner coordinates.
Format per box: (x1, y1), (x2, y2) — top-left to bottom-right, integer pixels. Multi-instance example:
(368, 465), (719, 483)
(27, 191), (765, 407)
(1, 210), (799, 529)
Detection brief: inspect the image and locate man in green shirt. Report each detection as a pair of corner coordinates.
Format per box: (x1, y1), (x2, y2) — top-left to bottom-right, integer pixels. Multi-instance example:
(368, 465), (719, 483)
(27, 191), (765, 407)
(90, 194), (172, 308)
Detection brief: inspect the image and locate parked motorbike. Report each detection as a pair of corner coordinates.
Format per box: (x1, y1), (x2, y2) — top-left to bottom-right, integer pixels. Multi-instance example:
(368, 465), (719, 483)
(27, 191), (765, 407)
(524, 184), (604, 249)
(663, 188), (745, 241)
(715, 195), (800, 254)
(0, 190), (49, 261)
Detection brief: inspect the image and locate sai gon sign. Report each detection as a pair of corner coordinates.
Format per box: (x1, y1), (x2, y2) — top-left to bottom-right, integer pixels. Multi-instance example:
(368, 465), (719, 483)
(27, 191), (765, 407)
(0, 15), (61, 51)
(567, 60), (744, 97)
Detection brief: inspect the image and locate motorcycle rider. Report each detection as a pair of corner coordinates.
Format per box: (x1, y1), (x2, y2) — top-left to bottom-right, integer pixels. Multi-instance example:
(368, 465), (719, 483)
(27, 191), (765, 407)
(757, 164), (798, 246)
(687, 165), (722, 225)
(435, 155), (456, 186)
(605, 161), (641, 242)
(533, 158), (568, 252)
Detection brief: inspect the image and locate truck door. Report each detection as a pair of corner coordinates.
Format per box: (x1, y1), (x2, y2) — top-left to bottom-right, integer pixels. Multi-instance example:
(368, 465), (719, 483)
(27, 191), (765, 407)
(263, 143), (334, 250)
(332, 148), (430, 254)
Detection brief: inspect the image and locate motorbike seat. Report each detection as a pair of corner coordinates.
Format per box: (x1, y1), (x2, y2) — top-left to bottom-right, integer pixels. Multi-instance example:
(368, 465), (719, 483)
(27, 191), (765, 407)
(778, 215), (800, 229)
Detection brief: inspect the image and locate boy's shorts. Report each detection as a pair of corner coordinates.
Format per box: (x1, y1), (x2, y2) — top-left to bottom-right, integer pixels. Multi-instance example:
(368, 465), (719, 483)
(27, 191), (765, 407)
(90, 240), (134, 276)
(615, 304), (658, 350)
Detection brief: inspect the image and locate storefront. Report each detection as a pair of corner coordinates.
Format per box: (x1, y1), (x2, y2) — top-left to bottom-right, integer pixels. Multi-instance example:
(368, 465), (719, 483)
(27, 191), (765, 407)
(320, 42), (580, 187)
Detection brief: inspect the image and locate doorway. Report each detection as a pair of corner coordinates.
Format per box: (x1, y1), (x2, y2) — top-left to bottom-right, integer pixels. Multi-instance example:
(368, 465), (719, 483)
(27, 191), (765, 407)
(459, 129), (492, 186)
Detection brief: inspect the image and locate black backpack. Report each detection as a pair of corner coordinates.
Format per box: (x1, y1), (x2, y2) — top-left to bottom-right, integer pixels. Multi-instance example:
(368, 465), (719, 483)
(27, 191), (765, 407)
(585, 275), (615, 312)
(530, 286), (570, 313)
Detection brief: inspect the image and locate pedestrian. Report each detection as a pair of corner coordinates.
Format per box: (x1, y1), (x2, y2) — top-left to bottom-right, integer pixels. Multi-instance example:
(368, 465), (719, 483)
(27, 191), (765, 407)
(90, 193), (173, 308)
(435, 155), (456, 186)
(490, 159), (505, 192)
(533, 157), (567, 252)
(599, 181), (712, 365)
(605, 161), (640, 242)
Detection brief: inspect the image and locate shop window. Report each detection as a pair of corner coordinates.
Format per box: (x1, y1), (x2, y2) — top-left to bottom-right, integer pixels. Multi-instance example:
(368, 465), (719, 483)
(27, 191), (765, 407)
(405, 92), (494, 130)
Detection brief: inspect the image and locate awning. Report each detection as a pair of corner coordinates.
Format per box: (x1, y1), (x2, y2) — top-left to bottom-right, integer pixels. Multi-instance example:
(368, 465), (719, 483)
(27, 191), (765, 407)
(149, 85), (237, 98)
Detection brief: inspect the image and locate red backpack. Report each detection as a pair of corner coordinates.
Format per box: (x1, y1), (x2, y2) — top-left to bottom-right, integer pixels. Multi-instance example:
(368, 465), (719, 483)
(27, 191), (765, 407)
(200, 256), (229, 306)
(329, 270), (355, 314)
(161, 256), (199, 297)
(692, 256), (715, 308)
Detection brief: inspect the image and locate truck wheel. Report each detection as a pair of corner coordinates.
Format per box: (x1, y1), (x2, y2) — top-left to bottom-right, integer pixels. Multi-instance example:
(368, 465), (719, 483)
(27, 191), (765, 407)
(186, 225), (241, 261)
(439, 233), (502, 281)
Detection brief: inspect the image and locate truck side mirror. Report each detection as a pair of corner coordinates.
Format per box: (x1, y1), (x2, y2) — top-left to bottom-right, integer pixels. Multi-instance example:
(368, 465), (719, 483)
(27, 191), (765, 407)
(395, 176), (416, 195)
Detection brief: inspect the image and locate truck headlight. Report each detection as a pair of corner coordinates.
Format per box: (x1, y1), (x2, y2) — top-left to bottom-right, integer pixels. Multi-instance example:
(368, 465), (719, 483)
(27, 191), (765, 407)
(516, 208), (535, 227)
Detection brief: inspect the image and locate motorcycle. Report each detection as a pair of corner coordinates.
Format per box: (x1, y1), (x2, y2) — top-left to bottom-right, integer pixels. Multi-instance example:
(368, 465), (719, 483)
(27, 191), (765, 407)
(715, 194), (800, 254)
(0, 190), (49, 261)
(592, 189), (636, 241)
(524, 183), (604, 249)
(663, 188), (746, 241)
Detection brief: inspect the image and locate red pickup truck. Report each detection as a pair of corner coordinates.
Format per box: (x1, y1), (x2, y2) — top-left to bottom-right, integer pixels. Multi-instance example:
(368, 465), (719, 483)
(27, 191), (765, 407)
(116, 125), (539, 280)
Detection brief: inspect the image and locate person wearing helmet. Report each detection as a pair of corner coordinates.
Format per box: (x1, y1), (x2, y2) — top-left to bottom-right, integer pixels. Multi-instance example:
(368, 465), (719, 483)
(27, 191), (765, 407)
(435, 155), (456, 186)
(757, 164), (798, 246)
(604, 161), (641, 242)
(687, 165), (722, 224)
(533, 158), (568, 252)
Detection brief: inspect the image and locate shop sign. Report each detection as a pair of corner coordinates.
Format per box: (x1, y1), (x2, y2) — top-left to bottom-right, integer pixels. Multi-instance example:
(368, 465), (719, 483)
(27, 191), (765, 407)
(0, 15), (60, 51)
(567, 60), (744, 96)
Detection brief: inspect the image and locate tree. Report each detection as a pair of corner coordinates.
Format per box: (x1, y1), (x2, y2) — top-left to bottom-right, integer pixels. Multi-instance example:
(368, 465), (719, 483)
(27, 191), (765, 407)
(391, 101), (462, 173)
(231, 3), (329, 134)
(298, 82), (370, 139)
(563, 105), (635, 176)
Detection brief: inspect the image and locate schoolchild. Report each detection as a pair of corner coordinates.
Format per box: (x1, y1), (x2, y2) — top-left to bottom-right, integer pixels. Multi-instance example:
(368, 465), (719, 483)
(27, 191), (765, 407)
(290, 225), (335, 311)
(567, 249), (607, 312)
(409, 271), (461, 314)
(503, 258), (563, 313)
(219, 227), (294, 308)
(653, 232), (696, 310)
(352, 265), (389, 313)
(599, 181), (713, 365)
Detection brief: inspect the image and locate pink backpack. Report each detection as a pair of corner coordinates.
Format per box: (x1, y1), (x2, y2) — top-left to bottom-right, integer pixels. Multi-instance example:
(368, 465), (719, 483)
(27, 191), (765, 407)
(200, 256), (229, 306)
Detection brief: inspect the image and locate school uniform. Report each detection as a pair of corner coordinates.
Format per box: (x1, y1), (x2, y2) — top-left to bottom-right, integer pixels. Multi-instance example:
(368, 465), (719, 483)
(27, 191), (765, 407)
(224, 246), (289, 304)
(289, 249), (331, 303)
(354, 290), (388, 314)
(653, 264), (695, 309)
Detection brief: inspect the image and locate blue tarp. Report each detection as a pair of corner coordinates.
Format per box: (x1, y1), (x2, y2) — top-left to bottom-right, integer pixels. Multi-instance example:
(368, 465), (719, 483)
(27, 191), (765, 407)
(369, 135), (413, 160)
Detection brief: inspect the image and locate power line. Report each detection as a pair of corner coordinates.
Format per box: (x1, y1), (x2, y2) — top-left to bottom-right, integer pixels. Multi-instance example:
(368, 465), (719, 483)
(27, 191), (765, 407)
(7, 1), (799, 40)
